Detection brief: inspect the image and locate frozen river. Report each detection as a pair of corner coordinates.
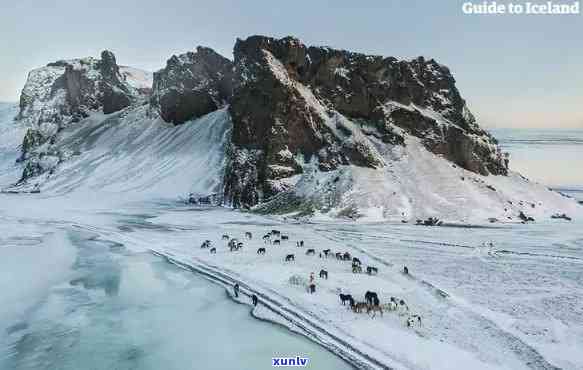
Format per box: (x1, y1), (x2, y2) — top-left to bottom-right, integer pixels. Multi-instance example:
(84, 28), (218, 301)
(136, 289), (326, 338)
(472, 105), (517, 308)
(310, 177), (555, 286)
(0, 205), (352, 370)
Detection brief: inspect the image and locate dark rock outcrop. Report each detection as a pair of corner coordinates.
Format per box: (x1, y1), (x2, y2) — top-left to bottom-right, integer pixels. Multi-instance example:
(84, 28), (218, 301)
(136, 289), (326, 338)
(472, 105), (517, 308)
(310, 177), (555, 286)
(150, 46), (233, 124)
(224, 35), (507, 208)
(16, 50), (145, 182)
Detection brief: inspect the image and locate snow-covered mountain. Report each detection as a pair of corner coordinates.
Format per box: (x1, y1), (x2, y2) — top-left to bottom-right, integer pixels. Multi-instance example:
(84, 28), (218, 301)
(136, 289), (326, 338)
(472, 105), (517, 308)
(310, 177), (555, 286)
(16, 51), (151, 182)
(2, 36), (580, 223)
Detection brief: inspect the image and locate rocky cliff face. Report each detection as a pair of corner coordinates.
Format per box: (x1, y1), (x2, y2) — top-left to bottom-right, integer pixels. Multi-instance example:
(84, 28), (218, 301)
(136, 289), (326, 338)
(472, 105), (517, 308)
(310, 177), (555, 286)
(150, 46), (233, 124)
(16, 50), (149, 182)
(11, 37), (509, 215)
(224, 36), (507, 208)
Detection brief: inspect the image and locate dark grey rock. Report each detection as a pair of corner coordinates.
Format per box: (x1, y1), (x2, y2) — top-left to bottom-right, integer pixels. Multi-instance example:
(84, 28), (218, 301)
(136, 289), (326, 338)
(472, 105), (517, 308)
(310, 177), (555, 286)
(150, 46), (233, 124)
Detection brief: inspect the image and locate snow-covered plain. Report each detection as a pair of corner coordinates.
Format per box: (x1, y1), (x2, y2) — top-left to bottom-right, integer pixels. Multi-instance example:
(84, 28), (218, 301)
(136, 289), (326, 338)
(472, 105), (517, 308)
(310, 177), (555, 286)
(1, 106), (583, 369)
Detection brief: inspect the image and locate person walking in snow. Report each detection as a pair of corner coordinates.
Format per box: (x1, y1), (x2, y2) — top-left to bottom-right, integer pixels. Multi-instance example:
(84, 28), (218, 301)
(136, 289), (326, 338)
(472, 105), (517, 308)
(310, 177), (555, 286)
(234, 283), (240, 298)
(252, 294), (258, 306)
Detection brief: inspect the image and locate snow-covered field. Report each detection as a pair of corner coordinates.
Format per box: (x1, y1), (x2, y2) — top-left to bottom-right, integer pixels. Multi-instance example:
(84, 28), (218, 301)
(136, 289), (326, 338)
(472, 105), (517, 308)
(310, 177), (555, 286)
(1, 105), (583, 369)
(148, 208), (583, 370)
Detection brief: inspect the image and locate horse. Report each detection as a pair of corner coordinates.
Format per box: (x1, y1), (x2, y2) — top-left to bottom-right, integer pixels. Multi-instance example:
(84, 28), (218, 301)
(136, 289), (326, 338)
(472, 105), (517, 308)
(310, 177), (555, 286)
(222, 234), (229, 240)
(339, 293), (353, 305)
(335, 252), (343, 260)
(306, 249), (316, 256)
(403, 266), (409, 274)
(299, 240), (304, 247)
(230, 244), (239, 252)
(285, 254), (295, 262)
(352, 257), (361, 265)
(343, 252), (351, 261)
(245, 232), (253, 239)
(237, 242), (244, 249)
(281, 235), (289, 241)
(263, 234), (271, 243)
(347, 296), (355, 308)
(352, 302), (367, 313)
(367, 304), (383, 318)
(319, 269), (328, 279)
(364, 291), (378, 306)
(382, 301), (397, 311)
(271, 229), (281, 236)
(210, 247), (216, 254)
(406, 315), (421, 328)
(352, 264), (362, 273)
(323, 249), (331, 258)
(399, 299), (409, 314)
(273, 240), (281, 246)
(257, 247), (266, 255)
(366, 266), (378, 275)
(200, 241), (210, 248)
(409, 314), (422, 327)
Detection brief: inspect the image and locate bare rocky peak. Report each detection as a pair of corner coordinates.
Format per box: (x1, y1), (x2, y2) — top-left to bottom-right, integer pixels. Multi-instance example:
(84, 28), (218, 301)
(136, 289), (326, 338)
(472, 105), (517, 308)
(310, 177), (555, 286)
(150, 46), (233, 124)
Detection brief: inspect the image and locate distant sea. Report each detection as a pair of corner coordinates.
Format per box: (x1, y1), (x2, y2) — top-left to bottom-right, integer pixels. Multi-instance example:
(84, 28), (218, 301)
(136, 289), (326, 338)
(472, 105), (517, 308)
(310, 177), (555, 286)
(491, 128), (583, 202)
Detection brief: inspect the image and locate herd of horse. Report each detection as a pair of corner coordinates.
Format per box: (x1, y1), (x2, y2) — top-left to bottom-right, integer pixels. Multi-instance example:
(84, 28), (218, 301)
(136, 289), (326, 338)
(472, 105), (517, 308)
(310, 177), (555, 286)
(339, 292), (422, 326)
(199, 229), (422, 328)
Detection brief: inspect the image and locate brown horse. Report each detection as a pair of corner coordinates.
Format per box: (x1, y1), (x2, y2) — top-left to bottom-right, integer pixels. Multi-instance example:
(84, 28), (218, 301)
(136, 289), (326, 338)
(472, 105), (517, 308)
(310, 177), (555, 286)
(352, 302), (367, 313)
(367, 305), (383, 318)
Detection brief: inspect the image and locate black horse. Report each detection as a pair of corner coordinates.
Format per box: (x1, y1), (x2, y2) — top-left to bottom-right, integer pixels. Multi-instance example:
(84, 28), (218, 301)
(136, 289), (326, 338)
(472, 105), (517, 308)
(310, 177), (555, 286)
(366, 266), (378, 275)
(257, 247), (266, 255)
(339, 293), (353, 305)
(319, 269), (328, 279)
(335, 252), (343, 260)
(245, 231), (253, 239)
(306, 249), (316, 256)
(285, 254), (295, 262)
(343, 252), (351, 261)
(222, 234), (229, 240)
(365, 291), (379, 306)
(323, 249), (331, 258)
(273, 240), (281, 246)
(281, 235), (289, 240)
(210, 247), (216, 254)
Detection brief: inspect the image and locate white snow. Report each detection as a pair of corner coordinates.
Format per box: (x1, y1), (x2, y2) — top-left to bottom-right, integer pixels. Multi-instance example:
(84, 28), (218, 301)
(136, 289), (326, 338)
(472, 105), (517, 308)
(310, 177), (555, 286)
(119, 66), (153, 90)
(6, 106), (231, 197)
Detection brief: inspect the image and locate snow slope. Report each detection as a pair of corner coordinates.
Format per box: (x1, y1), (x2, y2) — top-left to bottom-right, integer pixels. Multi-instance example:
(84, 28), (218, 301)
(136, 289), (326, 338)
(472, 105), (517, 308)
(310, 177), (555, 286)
(256, 114), (581, 223)
(5, 106), (231, 199)
(119, 66), (153, 90)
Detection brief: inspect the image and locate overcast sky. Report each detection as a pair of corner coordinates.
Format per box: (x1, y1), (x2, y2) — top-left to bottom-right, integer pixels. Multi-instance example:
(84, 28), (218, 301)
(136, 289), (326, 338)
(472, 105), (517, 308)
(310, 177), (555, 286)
(0, 0), (581, 128)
